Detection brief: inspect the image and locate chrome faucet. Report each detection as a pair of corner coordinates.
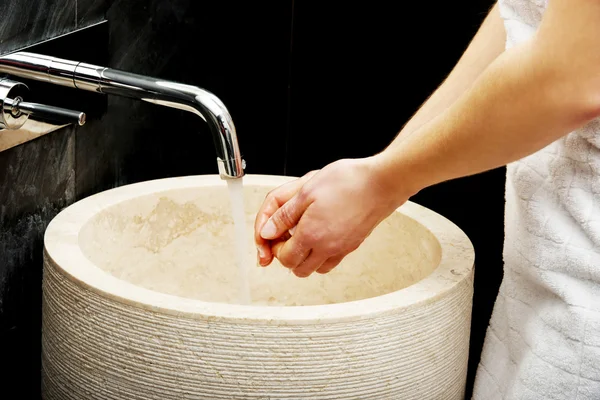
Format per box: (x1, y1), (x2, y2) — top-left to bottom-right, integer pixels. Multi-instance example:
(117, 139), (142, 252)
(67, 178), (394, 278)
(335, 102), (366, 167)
(0, 52), (245, 179)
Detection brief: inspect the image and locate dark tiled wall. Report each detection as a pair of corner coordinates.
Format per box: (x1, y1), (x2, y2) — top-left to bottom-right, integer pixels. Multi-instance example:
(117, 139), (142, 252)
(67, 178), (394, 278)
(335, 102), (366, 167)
(0, 0), (502, 398)
(0, 128), (76, 398)
(0, 1), (110, 397)
(75, 0), (293, 199)
(0, 1), (293, 397)
(0, 0), (110, 55)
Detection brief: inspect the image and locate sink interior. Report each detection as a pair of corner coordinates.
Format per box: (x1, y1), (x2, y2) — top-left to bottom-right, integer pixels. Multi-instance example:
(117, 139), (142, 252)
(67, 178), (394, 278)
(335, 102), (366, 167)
(78, 184), (442, 306)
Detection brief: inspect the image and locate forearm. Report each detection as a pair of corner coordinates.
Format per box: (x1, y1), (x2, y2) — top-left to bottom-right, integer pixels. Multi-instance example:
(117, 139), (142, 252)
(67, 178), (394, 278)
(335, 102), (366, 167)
(395, 3), (505, 141)
(375, 29), (600, 198)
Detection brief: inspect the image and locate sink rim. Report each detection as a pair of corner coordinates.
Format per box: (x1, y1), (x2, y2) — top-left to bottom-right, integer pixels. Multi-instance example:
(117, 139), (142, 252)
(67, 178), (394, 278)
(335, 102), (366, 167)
(43, 174), (474, 324)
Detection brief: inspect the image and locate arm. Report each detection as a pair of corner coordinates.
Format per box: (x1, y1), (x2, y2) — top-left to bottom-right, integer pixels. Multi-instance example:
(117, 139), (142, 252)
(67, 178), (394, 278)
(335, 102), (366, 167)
(377, 0), (600, 196)
(256, 0), (600, 278)
(396, 3), (506, 140)
(255, 4), (506, 270)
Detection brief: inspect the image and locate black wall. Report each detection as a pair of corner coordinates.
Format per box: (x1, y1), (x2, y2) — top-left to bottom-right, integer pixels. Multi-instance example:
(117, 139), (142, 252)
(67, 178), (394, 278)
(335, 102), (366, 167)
(288, 4), (502, 399)
(0, 1), (500, 398)
(0, 0), (108, 54)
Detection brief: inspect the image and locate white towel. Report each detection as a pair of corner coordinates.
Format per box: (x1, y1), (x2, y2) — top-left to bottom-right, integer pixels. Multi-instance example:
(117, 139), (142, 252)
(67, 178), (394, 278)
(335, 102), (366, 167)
(472, 1), (600, 399)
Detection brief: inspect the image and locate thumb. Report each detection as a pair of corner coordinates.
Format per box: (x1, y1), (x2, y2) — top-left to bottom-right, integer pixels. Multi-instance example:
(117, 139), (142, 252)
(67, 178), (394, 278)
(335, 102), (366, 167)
(260, 194), (308, 240)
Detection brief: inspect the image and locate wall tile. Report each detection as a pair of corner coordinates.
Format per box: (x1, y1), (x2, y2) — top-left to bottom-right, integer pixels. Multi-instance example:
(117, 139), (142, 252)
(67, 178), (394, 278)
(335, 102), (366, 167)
(76, 0), (111, 27)
(76, 0), (293, 199)
(0, 127), (75, 398)
(1, 1), (294, 393)
(0, 1), (106, 397)
(0, 0), (75, 55)
(0, 0), (108, 55)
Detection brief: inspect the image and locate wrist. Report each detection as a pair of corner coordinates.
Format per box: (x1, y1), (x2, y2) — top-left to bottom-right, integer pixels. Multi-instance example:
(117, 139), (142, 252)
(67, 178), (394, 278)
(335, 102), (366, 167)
(364, 152), (423, 208)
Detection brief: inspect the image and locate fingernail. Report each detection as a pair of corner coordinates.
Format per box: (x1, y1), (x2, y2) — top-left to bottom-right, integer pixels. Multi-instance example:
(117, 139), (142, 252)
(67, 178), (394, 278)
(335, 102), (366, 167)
(257, 246), (266, 259)
(260, 219), (277, 239)
(289, 225), (296, 235)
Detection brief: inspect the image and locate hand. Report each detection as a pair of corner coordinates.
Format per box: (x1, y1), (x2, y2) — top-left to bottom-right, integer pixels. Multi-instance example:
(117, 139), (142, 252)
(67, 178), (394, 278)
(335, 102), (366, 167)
(254, 157), (407, 278)
(254, 169), (319, 267)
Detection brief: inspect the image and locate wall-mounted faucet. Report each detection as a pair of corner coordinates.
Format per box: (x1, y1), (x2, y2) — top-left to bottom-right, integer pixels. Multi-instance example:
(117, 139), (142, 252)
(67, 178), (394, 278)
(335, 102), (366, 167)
(0, 52), (245, 180)
(0, 78), (86, 131)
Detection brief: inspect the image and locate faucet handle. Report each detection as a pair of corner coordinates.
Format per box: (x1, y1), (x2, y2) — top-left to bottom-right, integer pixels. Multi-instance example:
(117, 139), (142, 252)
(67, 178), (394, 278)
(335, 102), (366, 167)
(14, 100), (86, 126)
(0, 78), (86, 130)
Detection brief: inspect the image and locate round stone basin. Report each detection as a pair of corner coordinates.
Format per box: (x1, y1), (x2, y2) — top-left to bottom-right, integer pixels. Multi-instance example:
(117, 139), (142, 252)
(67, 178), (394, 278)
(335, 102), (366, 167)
(42, 174), (474, 399)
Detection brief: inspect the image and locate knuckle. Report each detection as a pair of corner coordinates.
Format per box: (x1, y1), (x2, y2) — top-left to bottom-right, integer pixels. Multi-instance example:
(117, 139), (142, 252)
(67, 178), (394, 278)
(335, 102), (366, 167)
(324, 239), (343, 255)
(331, 257), (344, 268)
(264, 189), (276, 200)
(293, 268), (313, 278)
(316, 266), (333, 275)
(277, 251), (296, 268)
(348, 238), (365, 253)
(302, 169), (317, 179)
(278, 249), (304, 269)
(264, 186), (284, 203)
(303, 226), (328, 247)
(295, 187), (310, 204)
(276, 205), (296, 228)
(316, 256), (343, 274)
(303, 231), (321, 246)
(305, 170), (319, 179)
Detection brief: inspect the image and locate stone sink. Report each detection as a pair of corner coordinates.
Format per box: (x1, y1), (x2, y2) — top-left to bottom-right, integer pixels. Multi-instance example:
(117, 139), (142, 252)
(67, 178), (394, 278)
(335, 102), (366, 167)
(42, 174), (474, 399)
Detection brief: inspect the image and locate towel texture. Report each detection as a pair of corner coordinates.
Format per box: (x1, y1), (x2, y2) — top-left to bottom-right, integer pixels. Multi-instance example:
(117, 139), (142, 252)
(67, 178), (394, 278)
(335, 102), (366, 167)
(472, 1), (600, 399)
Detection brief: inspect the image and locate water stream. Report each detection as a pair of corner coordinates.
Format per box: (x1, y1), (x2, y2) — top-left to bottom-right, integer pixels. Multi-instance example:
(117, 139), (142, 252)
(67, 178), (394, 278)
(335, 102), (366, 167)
(226, 178), (252, 305)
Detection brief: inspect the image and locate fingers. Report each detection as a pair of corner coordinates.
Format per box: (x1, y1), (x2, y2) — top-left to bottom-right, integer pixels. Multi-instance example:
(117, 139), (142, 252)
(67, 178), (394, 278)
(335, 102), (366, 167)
(254, 171), (318, 266)
(271, 234), (312, 272)
(285, 252), (344, 278)
(272, 232), (344, 278)
(260, 194), (308, 241)
(291, 251), (329, 278)
(315, 255), (345, 274)
(254, 181), (304, 266)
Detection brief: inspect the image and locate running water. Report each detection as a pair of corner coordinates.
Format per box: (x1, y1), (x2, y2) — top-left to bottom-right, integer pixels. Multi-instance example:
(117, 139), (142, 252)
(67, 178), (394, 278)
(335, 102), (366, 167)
(226, 178), (252, 305)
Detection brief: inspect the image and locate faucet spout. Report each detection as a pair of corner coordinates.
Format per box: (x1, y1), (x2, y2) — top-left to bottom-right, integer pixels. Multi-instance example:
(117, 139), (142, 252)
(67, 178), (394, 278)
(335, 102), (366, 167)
(0, 52), (245, 179)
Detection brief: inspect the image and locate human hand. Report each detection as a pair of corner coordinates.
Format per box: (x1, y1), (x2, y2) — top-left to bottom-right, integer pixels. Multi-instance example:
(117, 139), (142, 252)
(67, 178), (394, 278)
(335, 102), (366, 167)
(254, 157), (408, 277)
